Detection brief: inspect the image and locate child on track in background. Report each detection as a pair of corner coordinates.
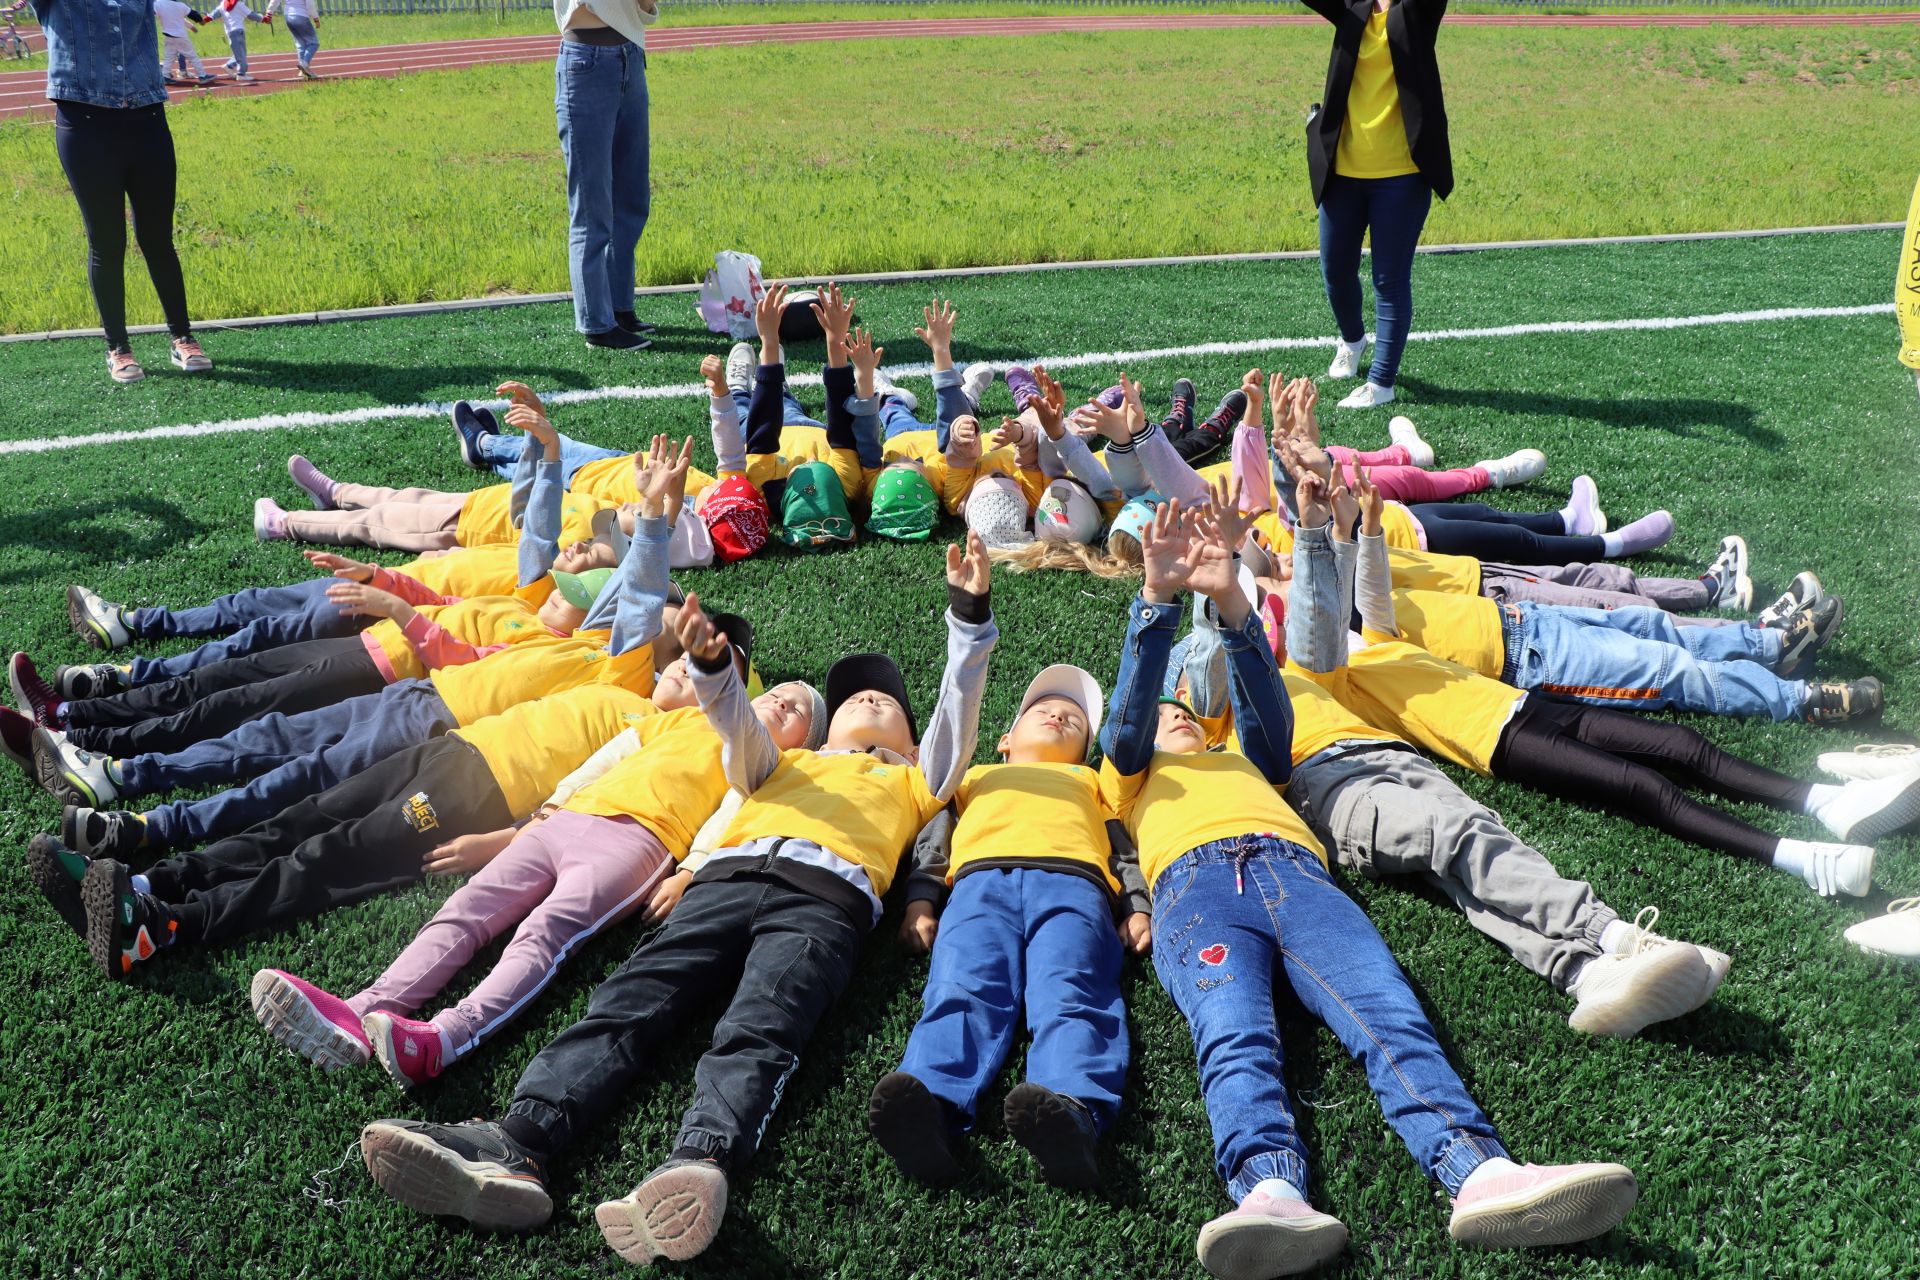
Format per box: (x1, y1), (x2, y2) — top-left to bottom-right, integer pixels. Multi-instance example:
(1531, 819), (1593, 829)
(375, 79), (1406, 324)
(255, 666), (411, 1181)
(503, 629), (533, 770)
(868, 664), (1149, 1189)
(1104, 498), (1638, 1278)
(154, 0), (214, 85)
(218, 0), (267, 82)
(358, 537), (998, 1266)
(265, 0), (318, 78)
(249, 619), (824, 1089)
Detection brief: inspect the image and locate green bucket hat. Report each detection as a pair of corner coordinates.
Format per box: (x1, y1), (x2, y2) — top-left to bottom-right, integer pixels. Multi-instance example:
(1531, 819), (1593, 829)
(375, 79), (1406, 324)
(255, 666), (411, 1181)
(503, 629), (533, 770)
(551, 567), (615, 611)
(773, 460), (857, 549)
(866, 465), (938, 543)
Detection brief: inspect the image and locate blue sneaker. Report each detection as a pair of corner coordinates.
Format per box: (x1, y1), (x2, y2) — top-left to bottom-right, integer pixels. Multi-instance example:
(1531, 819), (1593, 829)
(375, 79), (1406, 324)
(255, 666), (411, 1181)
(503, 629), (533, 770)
(450, 400), (499, 470)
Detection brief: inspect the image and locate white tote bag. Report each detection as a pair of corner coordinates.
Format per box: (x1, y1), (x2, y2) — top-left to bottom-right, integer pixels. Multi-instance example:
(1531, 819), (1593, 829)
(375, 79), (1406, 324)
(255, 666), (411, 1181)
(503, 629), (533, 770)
(697, 251), (765, 339)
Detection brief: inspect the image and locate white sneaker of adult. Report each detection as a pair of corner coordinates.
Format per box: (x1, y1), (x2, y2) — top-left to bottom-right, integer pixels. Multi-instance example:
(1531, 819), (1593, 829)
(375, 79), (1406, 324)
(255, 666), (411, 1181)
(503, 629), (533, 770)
(1337, 382), (1394, 410)
(1387, 414), (1435, 467)
(1327, 337), (1368, 379)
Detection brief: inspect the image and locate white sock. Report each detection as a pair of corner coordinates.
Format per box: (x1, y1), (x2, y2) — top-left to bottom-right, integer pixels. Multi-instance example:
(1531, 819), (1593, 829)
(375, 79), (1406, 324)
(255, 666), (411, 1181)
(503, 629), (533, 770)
(1600, 531), (1625, 556)
(1248, 1177), (1306, 1204)
(1772, 837), (1814, 879)
(1459, 1157), (1523, 1194)
(1598, 918), (1634, 955)
(1803, 783), (1844, 816)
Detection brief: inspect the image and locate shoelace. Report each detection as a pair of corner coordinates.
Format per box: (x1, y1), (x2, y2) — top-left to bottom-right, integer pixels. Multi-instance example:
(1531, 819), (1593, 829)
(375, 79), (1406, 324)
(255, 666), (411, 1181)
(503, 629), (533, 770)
(1856, 744), (1919, 759)
(1885, 897), (1919, 916)
(1618, 904), (1672, 959)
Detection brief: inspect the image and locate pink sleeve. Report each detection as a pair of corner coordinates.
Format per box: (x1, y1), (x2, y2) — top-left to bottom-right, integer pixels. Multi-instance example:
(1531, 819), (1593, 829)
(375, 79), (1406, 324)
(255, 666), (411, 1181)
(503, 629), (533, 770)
(368, 568), (455, 608)
(399, 613), (506, 670)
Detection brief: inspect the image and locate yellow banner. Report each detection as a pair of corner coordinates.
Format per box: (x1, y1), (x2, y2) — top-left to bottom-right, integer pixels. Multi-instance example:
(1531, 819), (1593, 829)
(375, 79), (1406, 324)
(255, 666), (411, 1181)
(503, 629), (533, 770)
(1901, 172), (1920, 370)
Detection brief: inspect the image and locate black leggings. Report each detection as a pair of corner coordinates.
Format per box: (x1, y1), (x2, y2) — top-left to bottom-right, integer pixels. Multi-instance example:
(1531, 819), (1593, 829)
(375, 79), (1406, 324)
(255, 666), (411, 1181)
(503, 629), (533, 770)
(1410, 503), (1607, 566)
(1490, 699), (1811, 864)
(52, 100), (192, 350)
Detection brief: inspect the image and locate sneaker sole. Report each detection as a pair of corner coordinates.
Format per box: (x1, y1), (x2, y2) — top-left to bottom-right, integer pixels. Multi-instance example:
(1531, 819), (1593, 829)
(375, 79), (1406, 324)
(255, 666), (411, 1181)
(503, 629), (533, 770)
(596, 1163), (728, 1264)
(359, 1123), (552, 1231)
(1836, 769), (1920, 845)
(1568, 946), (1717, 1039)
(26, 834), (87, 936)
(79, 858), (130, 980)
(1004, 1085), (1100, 1190)
(68, 585), (115, 649)
(868, 1077), (961, 1184)
(1196, 1212), (1349, 1280)
(1448, 1166), (1638, 1248)
(249, 969), (370, 1072)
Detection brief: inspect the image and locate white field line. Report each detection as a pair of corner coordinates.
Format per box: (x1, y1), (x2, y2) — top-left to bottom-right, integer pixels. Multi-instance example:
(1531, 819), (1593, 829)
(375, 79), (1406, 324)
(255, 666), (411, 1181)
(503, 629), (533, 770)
(0, 301), (1893, 459)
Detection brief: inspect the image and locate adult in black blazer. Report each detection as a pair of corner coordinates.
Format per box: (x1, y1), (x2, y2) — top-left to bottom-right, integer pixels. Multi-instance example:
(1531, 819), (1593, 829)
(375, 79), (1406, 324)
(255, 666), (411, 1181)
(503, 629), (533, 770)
(1300, 0), (1452, 411)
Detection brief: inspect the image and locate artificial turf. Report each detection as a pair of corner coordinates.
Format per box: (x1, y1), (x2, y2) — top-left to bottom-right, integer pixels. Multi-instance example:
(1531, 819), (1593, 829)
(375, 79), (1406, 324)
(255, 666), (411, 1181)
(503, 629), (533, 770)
(0, 229), (1916, 1279)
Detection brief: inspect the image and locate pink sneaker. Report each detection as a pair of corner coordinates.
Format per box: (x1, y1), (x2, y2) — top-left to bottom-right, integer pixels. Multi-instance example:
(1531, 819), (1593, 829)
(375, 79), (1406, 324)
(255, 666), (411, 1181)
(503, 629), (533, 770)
(253, 497), (288, 541)
(1448, 1161), (1638, 1248)
(1194, 1191), (1348, 1280)
(169, 336), (212, 372)
(249, 968), (371, 1071)
(286, 455), (338, 510)
(107, 349), (145, 384)
(365, 1011), (445, 1088)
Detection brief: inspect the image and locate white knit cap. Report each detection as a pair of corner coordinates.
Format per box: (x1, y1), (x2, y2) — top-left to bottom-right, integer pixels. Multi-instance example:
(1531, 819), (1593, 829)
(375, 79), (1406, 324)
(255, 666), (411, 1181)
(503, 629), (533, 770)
(964, 473), (1033, 549)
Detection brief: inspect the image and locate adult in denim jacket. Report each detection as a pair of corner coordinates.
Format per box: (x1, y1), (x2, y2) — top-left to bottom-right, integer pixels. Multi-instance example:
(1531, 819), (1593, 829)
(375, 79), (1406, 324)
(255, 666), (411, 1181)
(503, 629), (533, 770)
(33, 0), (208, 382)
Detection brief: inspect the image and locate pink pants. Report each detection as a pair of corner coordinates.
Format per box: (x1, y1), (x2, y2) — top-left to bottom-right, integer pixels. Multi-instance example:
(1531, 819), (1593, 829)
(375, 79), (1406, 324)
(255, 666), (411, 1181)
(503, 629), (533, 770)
(1327, 444), (1490, 505)
(282, 482), (465, 553)
(348, 810), (672, 1057)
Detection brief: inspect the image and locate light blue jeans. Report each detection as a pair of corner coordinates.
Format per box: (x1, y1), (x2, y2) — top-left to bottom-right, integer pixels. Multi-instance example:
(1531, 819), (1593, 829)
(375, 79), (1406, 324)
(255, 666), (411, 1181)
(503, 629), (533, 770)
(224, 27), (248, 75)
(555, 41), (650, 335)
(479, 429), (625, 484)
(283, 15), (318, 69)
(1506, 602), (1804, 722)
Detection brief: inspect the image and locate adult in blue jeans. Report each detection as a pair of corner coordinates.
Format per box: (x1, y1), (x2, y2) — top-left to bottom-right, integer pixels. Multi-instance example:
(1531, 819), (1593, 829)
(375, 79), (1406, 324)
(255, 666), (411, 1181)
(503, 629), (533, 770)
(555, 0), (660, 352)
(1104, 500), (1636, 1278)
(1300, 0), (1452, 411)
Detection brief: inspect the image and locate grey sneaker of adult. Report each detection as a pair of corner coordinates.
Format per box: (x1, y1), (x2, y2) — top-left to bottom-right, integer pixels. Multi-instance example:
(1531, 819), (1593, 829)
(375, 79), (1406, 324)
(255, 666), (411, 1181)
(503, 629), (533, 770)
(1757, 571), (1823, 629)
(32, 726), (117, 807)
(56, 662), (125, 701)
(1811, 767), (1920, 845)
(1775, 595), (1842, 679)
(68, 584), (130, 649)
(724, 342), (756, 395)
(961, 362), (996, 415)
(1706, 535), (1752, 610)
(876, 381), (919, 415)
(1567, 906), (1722, 1039)
(595, 1157), (728, 1265)
(1802, 676), (1882, 727)
(360, 1118), (552, 1230)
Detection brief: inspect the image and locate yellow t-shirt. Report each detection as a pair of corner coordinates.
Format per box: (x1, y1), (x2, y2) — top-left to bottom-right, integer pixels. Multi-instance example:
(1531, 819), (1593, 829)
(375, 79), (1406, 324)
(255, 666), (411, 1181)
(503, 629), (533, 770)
(454, 684), (657, 818)
(563, 707), (731, 862)
(1100, 752), (1326, 889)
(572, 456), (719, 507)
(396, 545), (552, 607)
(1374, 589), (1507, 679)
(1335, 9), (1419, 180)
(429, 628), (655, 725)
(1282, 667), (1403, 764)
(719, 750), (942, 898)
(1899, 171), (1920, 371)
(1388, 547), (1482, 596)
(364, 595), (556, 683)
(739, 426), (870, 504)
(1308, 640), (1525, 776)
(1251, 505), (1420, 561)
(454, 485), (605, 549)
(951, 762), (1118, 891)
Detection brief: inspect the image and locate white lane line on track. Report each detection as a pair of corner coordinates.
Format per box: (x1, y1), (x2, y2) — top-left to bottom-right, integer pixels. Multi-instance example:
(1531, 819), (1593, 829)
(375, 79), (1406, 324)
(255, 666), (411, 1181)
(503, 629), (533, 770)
(1, 302), (1892, 459)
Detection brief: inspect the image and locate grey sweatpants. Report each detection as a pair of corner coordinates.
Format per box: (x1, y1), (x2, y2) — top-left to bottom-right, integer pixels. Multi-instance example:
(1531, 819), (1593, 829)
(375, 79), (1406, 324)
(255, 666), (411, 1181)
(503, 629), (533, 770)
(1286, 741), (1616, 992)
(1479, 560), (1722, 620)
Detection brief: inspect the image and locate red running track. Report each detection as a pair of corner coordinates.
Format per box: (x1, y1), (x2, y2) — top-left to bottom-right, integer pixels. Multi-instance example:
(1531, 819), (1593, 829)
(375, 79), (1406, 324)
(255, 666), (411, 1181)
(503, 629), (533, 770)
(3, 11), (1915, 121)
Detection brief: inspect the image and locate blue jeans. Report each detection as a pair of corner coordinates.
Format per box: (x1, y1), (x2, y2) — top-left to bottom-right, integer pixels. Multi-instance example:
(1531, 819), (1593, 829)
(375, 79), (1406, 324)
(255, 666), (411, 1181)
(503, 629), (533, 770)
(1317, 172), (1432, 388)
(1508, 602), (1804, 722)
(126, 581), (366, 685)
(555, 41), (649, 336)
(283, 14), (318, 68)
(224, 27), (248, 74)
(898, 868), (1128, 1133)
(127, 680), (456, 847)
(479, 429), (626, 485)
(1151, 837), (1506, 1202)
(732, 383), (823, 433)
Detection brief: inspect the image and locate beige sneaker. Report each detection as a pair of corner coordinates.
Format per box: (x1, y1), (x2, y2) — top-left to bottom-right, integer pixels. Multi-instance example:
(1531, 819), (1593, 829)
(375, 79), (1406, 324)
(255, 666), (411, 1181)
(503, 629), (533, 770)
(1448, 1161), (1638, 1248)
(1569, 906), (1723, 1039)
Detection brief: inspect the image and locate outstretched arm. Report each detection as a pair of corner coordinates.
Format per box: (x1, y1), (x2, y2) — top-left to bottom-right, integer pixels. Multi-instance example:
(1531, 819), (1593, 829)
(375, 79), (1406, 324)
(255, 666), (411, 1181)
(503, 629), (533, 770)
(496, 383), (566, 588)
(587, 440), (689, 651)
(683, 592), (783, 795)
(916, 532), (1000, 803)
(1101, 501), (1197, 775)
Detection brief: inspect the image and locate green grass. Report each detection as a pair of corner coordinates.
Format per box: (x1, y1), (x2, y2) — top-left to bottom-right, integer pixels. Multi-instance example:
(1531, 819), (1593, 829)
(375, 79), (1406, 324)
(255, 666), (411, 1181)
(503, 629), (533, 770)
(1, 230), (1917, 1279)
(5, 24), (1917, 334)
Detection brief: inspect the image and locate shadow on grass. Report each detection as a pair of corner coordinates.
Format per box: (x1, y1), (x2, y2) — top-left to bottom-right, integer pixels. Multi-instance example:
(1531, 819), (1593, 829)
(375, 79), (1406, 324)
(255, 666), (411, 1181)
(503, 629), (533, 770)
(1395, 377), (1776, 448)
(0, 495), (208, 588)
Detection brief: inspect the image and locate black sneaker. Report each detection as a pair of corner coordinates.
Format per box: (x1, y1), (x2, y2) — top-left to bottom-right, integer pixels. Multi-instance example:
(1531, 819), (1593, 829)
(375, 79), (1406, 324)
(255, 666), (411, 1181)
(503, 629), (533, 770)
(1803, 677), (1883, 727)
(1171, 389), (1248, 464)
(1003, 1082), (1101, 1190)
(867, 1071), (960, 1183)
(614, 310), (659, 335)
(1776, 596), (1843, 679)
(54, 662), (124, 701)
(360, 1118), (553, 1230)
(63, 805), (147, 859)
(584, 327), (651, 351)
(1757, 571), (1823, 629)
(449, 400), (498, 470)
(27, 832), (90, 936)
(81, 856), (176, 980)
(1162, 377), (1196, 435)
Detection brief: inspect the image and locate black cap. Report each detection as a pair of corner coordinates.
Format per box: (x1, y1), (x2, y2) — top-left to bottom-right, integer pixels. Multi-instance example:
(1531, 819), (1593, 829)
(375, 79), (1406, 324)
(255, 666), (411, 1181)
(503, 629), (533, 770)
(707, 612), (754, 674)
(825, 652), (917, 743)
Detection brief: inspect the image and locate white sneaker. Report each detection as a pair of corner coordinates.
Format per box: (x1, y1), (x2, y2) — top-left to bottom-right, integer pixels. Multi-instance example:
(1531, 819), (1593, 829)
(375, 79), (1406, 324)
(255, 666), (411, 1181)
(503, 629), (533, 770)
(1706, 535), (1753, 611)
(875, 382), (918, 414)
(1812, 767), (1920, 845)
(1336, 382), (1394, 410)
(1790, 841), (1875, 898)
(961, 362), (996, 415)
(1757, 571), (1822, 628)
(1568, 906), (1723, 1039)
(1476, 448), (1547, 489)
(1844, 898), (1920, 961)
(723, 342), (755, 395)
(67, 584), (130, 650)
(1817, 743), (1920, 782)
(1327, 337), (1368, 379)
(1386, 414), (1435, 467)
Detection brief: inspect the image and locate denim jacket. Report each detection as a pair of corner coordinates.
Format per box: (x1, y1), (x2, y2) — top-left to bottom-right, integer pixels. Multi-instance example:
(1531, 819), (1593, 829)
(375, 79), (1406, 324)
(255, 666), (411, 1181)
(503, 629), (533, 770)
(33, 0), (169, 110)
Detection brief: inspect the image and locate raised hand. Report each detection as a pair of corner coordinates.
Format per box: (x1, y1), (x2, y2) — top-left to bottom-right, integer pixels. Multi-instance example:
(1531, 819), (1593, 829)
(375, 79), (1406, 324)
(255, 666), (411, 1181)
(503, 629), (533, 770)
(946, 414), (983, 467)
(1241, 368), (1266, 427)
(504, 401), (558, 451)
(1071, 398), (1131, 444)
(303, 549), (376, 583)
(1329, 465), (1360, 541)
(1185, 503), (1242, 599)
(699, 354), (728, 399)
(1140, 499), (1197, 604)
(1296, 468), (1333, 532)
(809, 281), (855, 359)
(1352, 462), (1384, 538)
(631, 435), (672, 519)
(846, 326), (885, 399)
(496, 380), (545, 415)
(1294, 377), (1322, 446)
(673, 590), (731, 669)
(1207, 471), (1258, 552)
(1118, 371), (1149, 441)
(913, 298), (958, 357)
(653, 436), (696, 516)
(754, 281), (790, 361)
(946, 529), (991, 596)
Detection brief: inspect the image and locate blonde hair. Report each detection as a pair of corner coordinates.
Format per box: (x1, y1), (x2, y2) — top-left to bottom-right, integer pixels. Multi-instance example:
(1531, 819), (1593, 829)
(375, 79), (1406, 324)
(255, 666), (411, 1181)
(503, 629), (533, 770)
(988, 536), (1141, 579)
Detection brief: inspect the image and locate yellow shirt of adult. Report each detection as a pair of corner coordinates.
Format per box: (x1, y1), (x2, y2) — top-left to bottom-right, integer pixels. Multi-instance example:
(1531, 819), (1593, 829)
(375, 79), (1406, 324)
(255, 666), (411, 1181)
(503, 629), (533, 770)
(1335, 8), (1420, 181)
(1899, 170), (1920, 371)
